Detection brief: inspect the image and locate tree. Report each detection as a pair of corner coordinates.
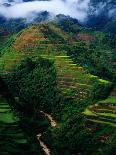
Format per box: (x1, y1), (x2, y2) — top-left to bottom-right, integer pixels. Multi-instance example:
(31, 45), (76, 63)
(5, 57), (58, 117)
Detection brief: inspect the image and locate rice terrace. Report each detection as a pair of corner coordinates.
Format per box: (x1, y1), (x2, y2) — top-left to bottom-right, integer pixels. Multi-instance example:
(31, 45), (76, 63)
(0, 0), (116, 155)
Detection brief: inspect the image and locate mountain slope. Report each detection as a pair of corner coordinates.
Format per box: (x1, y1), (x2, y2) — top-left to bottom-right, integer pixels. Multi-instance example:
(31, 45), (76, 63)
(0, 23), (111, 100)
(0, 22), (115, 155)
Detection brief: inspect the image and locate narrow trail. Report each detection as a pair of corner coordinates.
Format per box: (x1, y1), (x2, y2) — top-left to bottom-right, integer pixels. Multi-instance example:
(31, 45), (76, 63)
(40, 111), (58, 127)
(37, 133), (51, 155)
(37, 111), (58, 155)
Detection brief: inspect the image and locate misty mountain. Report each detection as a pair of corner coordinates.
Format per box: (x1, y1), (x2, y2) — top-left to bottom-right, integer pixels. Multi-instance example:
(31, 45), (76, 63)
(86, 0), (116, 29)
(0, 0), (116, 33)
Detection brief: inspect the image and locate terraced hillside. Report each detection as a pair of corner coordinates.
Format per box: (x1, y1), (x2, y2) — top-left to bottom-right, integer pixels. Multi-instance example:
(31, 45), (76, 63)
(0, 97), (28, 154)
(84, 84), (116, 126)
(82, 89), (116, 153)
(0, 23), (111, 101)
(0, 22), (115, 155)
(84, 96), (116, 127)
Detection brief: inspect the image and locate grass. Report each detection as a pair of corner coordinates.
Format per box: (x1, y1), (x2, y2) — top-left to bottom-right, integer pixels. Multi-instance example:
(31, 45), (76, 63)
(84, 96), (116, 128)
(0, 22), (115, 154)
(0, 97), (28, 154)
(0, 23), (111, 103)
(0, 23), (112, 111)
(99, 96), (116, 104)
(96, 112), (116, 118)
(83, 108), (97, 116)
(87, 119), (116, 127)
(0, 104), (10, 108)
(0, 108), (9, 112)
(0, 112), (17, 123)
(98, 79), (110, 84)
(0, 49), (24, 72)
(0, 99), (17, 123)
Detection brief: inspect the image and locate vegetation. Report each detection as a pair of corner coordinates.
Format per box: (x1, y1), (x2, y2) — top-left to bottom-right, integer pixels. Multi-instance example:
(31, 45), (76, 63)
(0, 20), (115, 155)
(5, 57), (58, 115)
(0, 95), (42, 155)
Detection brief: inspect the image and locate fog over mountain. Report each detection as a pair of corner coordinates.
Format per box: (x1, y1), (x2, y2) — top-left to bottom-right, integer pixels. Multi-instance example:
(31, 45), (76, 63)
(0, 0), (91, 22)
(0, 0), (116, 29)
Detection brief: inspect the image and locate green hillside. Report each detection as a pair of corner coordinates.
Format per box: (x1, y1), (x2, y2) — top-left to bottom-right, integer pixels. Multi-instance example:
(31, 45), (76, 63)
(0, 22), (116, 155)
(0, 96), (43, 155)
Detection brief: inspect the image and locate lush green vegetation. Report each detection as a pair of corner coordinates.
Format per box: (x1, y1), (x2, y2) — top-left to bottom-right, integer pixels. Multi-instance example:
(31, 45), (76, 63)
(56, 20), (116, 81)
(0, 21), (116, 155)
(99, 96), (116, 104)
(0, 96), (43, 155)
(5, 57), (58, 115)
(0, 57), (58, 155)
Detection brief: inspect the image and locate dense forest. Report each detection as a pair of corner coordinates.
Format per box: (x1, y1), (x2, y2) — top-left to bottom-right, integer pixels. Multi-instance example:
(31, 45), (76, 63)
(0, 1), (116, 154)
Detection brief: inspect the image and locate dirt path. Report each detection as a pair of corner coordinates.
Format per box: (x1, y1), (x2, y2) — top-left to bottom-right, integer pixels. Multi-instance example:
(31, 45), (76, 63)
(37, 111), (58, 155)
(37, 133), (51, 155)
(40, 111), (57, 127)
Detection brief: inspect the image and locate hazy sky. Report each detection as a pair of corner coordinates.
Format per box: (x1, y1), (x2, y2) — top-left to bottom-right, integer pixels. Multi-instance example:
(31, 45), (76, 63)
(0, 0), (90, 22)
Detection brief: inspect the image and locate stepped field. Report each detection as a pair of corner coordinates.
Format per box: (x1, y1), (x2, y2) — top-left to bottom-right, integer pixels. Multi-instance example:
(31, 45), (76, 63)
(83, 96), (116, 127)
(0, 97), (28, 154)
(0, 23), (110, 101)
(84, 85), (116, 127)
(0, 22), (115, 154)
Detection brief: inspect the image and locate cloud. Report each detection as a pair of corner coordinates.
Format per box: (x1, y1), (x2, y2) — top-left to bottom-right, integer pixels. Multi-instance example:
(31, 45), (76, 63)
(0, 0), (90, 22)
(88, 1), (116, 18)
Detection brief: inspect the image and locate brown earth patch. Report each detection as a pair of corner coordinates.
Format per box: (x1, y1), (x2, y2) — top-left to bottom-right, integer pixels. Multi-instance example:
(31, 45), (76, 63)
(13, 28), (47, 50)
(76, 33), (96, 42)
